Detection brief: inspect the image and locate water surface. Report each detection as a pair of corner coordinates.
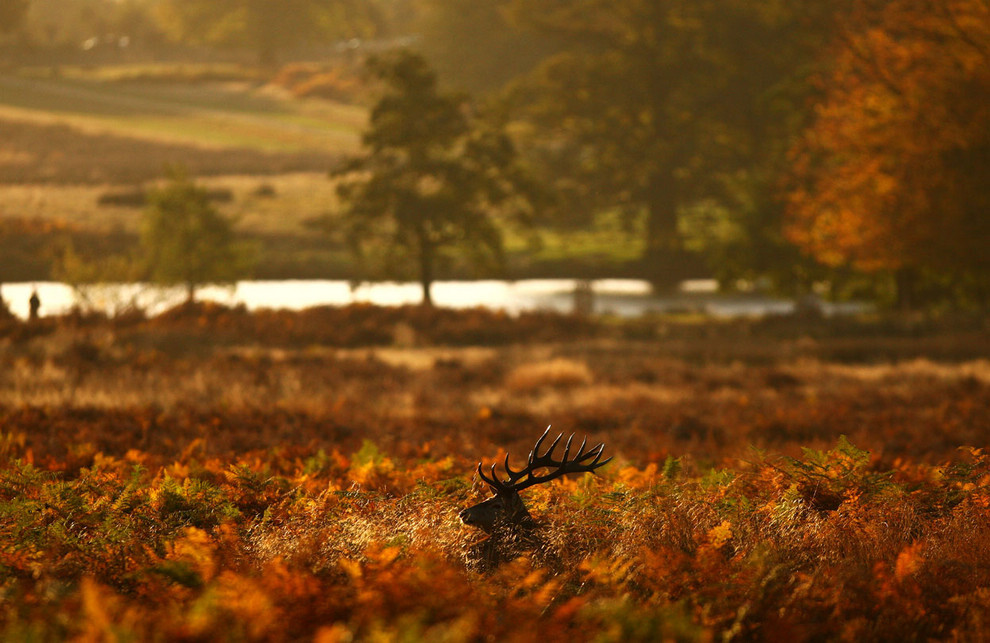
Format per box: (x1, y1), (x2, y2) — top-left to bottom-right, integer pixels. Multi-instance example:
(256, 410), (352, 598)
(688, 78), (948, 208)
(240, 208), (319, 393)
(1, 279), (865, 320)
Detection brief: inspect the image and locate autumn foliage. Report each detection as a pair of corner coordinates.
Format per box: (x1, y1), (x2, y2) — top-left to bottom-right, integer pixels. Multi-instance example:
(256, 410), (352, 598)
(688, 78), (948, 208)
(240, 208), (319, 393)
(1, 307), (989, 640)
(786, 0), (990, 284)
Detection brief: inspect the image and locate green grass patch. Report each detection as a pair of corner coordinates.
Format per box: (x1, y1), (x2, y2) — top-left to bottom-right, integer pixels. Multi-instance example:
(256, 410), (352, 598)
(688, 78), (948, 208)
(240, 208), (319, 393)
(504, 208), (646, 271)
(0, 72), (364, 154)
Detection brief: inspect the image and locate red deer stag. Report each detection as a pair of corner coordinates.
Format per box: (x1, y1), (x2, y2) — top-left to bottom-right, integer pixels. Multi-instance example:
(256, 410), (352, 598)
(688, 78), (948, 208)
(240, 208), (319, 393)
(460, 427), (612, 568)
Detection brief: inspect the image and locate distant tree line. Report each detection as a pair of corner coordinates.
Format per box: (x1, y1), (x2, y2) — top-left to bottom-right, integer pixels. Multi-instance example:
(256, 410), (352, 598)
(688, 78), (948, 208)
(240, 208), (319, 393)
(5, 0), (987, 310)
(406, 0), (988, 308)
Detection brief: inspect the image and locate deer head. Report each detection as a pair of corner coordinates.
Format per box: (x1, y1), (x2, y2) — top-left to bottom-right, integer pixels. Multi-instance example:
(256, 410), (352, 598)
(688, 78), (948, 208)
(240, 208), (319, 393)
(460, 427), (612, 534)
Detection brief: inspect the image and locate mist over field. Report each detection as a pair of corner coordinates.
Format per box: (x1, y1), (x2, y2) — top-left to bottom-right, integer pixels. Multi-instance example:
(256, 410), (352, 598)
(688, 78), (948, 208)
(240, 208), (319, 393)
(0, 1), (988, 640)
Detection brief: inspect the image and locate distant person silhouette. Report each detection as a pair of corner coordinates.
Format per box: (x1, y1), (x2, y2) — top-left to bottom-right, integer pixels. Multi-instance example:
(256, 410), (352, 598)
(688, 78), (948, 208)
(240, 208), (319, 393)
(29, 289), (41, 321)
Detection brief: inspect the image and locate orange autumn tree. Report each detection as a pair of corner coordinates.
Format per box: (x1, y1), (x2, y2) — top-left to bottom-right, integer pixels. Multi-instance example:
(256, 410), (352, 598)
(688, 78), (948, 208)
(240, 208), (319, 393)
(786, 0), (990, 307)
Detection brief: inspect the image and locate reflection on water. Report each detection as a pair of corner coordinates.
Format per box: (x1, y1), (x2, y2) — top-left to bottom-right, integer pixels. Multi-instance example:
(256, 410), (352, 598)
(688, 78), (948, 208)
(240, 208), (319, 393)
(0, 279), (870, 320)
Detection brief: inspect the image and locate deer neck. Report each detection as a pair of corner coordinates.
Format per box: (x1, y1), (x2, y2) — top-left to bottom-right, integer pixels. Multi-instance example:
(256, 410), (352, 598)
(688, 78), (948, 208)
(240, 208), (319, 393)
(460, 489), (536, 534)
(498, 491), (535, 531)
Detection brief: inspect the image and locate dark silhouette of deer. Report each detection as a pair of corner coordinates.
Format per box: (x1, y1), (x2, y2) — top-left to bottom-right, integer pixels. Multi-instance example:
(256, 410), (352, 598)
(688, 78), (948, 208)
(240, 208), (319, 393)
(460, 427), (612, 569)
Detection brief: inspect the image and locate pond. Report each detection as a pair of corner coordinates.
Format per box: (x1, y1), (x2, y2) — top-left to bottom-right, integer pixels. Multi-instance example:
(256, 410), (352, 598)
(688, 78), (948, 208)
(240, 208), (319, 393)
(0, 279), (868, 320)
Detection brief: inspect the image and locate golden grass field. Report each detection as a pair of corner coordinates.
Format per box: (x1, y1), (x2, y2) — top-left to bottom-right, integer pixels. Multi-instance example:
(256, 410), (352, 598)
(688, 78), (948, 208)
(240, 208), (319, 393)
(1, 305), (989, 640)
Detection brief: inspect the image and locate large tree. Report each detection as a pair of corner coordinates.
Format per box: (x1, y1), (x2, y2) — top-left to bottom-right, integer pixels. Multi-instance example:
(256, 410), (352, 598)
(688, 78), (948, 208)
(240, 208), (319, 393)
(155, 0), (372, 64)
(505, 0), (830, 289)
(332, 50), (535, 305)
(786, 0), (990, 308)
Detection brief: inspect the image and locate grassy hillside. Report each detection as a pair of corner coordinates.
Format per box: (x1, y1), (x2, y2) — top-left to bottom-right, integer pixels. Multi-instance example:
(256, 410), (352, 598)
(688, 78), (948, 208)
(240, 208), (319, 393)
(0, 70), (364, 163)
(0, 68), (647, 282)
(0, 68), (358, 280)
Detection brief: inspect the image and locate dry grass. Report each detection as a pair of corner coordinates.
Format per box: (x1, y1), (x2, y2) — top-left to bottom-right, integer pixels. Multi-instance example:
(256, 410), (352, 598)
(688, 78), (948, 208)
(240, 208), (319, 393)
(2, 313), (986, 465)
(0, 173), (341, 235)
(1, 311), (990, 640)
(0, 116), (344, 185)
(505, 357), (595, 392)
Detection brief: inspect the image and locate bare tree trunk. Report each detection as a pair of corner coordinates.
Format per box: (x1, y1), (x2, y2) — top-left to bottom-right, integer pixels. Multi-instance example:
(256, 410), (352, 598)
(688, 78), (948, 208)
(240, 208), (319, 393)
(643, 172), (682, 292)
(421, 279), (434, 307)
(895, 267), (916, 312)
(418, 231), (435, 307)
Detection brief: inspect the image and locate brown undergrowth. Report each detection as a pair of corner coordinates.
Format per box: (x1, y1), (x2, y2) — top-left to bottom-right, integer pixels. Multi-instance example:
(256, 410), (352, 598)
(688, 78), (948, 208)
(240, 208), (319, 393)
(1, 306), (989, 640)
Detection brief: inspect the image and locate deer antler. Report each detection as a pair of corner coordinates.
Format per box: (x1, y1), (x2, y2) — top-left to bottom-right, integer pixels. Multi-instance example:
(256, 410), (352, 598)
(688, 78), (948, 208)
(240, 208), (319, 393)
(477, 426), (611, 495)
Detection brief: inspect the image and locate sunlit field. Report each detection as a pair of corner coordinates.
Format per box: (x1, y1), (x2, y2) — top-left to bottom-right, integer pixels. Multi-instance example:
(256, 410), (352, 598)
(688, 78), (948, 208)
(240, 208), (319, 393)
(2, 306), (989, 640)
(0, 173), (341, 236)
(0, 71), (364, 155)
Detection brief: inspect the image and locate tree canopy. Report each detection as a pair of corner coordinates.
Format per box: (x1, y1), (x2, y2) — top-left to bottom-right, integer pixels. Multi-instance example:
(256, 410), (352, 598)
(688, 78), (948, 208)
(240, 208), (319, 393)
(786, 0), (990, 307)
(333, 50), (535, 305)
(503, 0), (829, 289)
(411, 0), (559, 95)
(141, 168), (252, 303)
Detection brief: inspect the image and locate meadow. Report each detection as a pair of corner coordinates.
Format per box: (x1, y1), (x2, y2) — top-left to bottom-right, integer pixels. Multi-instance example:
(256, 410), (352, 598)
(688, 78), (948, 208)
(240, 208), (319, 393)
(0, 68), (644, 282)
(1, 304), (989, 640)
(0, 66), (362, 280)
